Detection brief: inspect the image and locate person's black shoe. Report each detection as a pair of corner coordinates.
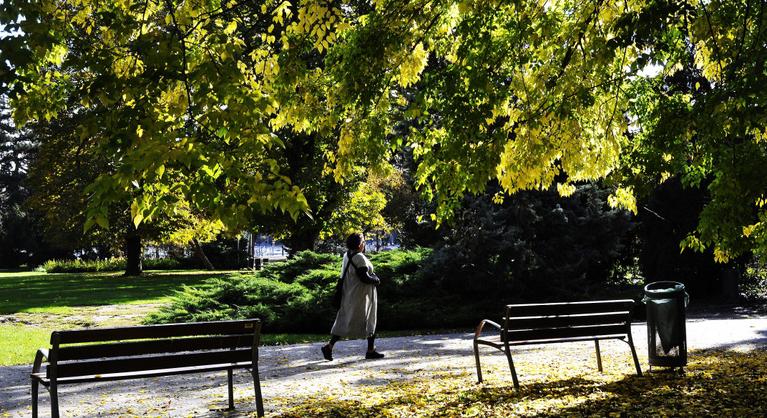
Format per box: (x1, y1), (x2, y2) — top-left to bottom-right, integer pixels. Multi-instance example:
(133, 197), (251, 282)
(365, 351), (384, 360)
(321, 344), (333, 361)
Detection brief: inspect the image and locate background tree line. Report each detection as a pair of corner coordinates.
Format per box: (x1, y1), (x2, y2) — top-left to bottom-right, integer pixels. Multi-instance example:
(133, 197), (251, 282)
(1, 0), (766, 303)
(1, 110), (751, 302)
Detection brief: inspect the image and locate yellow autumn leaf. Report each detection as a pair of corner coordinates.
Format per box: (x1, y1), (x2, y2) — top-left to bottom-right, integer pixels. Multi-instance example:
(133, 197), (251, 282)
(556, 182), (576, 197)
(224, 20), (237, 35)
(398, 42), (429, 88)
(608, 186), (637, 214)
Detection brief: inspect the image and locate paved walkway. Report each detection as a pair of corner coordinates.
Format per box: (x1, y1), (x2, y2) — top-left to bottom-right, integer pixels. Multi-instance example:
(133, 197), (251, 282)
(1, 316), (765, 417)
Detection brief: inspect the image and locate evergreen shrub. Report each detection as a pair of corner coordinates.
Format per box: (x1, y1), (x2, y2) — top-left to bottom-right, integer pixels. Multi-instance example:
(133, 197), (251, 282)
(145, 249), (476, 333)
(146, 203), (644, 334)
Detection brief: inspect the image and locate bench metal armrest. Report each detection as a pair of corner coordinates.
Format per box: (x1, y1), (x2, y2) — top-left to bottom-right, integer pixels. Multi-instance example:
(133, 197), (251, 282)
(32, 348), (49, 374)
(475, 319), (502, 339)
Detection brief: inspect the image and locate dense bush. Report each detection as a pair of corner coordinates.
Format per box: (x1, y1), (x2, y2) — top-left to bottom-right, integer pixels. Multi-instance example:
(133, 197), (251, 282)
(146, 189), (646, 333)
(147, 251), (346, 331)
(148, 277), (317, 329)
(41, 257), (184, 273)
(743, 258), (767, 301)
(198, 238), (250, 269)
(144, 258), (187, 270)
(145, 249), (488, 333)
(259, 250), (339, 285)
(145, 184), (647, 333)
(637, 178), (729, 299)
(41, 257), (126, 273)
(418, 184), (642, 302)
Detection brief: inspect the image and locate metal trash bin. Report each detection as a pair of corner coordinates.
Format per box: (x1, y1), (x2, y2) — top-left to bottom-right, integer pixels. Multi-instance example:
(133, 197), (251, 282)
(643, 281), (688, 370)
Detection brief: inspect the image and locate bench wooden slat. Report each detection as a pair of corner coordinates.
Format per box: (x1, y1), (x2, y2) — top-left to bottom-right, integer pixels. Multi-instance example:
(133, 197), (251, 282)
(54, 320), (259, 344)
(505, 300), (635, 317)
(507, 335), (627, 346)
(33, 362), (254, 385)
(505, 311), (630, 330)
(57, 334), (255, 361)
(505, 324), (628, 342)
(53, 348), (253, 378)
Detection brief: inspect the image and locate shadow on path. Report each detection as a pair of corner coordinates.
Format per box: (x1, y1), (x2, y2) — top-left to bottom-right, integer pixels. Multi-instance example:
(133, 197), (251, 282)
(278, 349), (767, 417)
(1, 317), (766, 417)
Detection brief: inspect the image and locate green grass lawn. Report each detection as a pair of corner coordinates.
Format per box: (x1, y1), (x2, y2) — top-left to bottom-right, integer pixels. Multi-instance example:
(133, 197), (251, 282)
(0, 328), (463, 366)
(0, 270), (465, 366)
(0, 324), (54, 366)
(0, 270), (406, 365)
(0, 269), (235, 314)
(0, 269), (238, 365)
(0, 325), (327, 366)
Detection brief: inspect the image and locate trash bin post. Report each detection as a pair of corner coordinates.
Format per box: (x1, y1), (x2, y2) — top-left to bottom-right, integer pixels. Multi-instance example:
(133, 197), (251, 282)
(643, 281), (689, 371)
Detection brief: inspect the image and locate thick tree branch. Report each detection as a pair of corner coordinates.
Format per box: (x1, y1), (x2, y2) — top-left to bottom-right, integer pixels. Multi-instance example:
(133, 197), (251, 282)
(730, 0), (752, 80)
(163, 0), (197, 136)
(700, 1), (726, 78)
(552, 0), (604, 84)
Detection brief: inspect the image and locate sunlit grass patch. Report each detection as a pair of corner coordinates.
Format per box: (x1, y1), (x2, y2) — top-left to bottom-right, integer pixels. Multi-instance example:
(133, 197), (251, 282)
(0, 324), (53, 366)
(0, 270), (234, 314)
(277, 349), (767, 417)
(0, 270), (240, 365)
(22, 306), (77, 315)
(260, 333), (328, 346)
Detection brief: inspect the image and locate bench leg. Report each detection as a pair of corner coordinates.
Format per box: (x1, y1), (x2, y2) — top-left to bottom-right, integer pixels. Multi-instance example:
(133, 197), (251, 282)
(503, 343), (520, 391)
(473, 341), (483, 383)
(627, 334), (643, 376)
(50, 382), (60, 418)
(252, 365), (264, 417)
(227, 369), (235, 410)
(595, 340), (603, 373)
(31, 379), (39, 418)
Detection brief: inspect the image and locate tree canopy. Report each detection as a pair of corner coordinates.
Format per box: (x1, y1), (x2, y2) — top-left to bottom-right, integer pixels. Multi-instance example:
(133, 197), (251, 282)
(2, 0), (765, 261)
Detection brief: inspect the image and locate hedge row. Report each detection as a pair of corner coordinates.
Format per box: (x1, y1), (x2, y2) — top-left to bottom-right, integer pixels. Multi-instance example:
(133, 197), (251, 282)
(41, 257), (185, 273)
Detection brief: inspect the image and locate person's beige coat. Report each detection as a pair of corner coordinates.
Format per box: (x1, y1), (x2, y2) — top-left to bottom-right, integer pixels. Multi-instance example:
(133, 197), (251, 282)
(330, 252), (377, 338)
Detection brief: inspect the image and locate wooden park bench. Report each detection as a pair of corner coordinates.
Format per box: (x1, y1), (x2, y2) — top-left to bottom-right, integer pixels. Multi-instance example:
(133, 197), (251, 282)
(31, 319), (264, 418)
(473, 299), (642, 388)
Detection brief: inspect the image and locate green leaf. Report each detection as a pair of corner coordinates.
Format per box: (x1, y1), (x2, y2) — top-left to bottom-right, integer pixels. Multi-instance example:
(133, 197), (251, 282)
(83, 217), (95, 233)
(95, 214), (109, 229)
(133, 212), (145, 228)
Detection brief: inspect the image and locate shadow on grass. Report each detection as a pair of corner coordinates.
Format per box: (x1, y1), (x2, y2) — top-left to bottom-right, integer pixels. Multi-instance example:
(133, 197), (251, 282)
(276, 349), (767, 417)
(0, 270), (235, 314)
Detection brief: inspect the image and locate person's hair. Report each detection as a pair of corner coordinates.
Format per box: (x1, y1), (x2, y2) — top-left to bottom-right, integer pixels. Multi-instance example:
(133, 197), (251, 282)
(345, 232), (364, 251)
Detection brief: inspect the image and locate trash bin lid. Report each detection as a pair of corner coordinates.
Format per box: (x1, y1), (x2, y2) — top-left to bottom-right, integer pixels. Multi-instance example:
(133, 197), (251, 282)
(644, 281), (686, 298)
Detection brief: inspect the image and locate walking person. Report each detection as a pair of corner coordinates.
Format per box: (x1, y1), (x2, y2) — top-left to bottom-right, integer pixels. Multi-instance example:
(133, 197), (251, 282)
(321, 232), (384, 360)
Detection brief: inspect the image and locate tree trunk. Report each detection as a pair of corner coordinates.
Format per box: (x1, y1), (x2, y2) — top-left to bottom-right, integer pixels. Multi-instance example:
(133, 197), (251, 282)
(124, 229), (143, 276)
(721, 264), (741, 303)
(192, 238), (215, 270)
(284, 226), (321, 257)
